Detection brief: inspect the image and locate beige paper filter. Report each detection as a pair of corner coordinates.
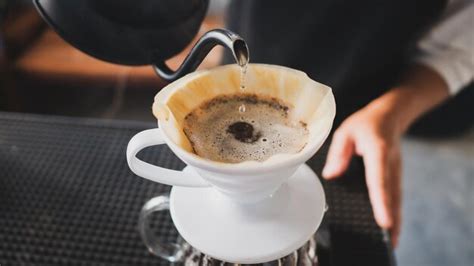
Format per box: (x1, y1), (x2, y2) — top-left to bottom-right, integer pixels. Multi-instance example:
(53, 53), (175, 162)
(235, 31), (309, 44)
(153, 64), (335, 160)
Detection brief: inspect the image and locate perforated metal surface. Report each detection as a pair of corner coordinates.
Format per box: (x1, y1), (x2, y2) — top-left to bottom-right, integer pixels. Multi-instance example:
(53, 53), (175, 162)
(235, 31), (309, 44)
(0, 112), (393, 266)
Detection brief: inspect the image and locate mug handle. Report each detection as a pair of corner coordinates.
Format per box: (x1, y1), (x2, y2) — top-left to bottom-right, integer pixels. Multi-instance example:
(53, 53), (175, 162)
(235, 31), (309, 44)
(139, 195), (186, 262)
(126, 128), (209, 187)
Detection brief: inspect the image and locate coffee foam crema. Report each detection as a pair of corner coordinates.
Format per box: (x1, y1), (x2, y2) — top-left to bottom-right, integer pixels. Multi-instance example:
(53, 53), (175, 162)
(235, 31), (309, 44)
(183, 94), (309, 163)
(153, 64), (335, 164)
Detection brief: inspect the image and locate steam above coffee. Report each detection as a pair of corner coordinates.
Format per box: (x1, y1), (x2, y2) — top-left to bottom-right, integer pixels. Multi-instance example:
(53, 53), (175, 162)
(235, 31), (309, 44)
(183, 94), (309, 163)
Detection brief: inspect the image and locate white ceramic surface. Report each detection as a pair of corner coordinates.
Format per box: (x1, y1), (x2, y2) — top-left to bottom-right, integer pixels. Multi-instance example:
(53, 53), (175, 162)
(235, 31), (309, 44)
(170, 165), (326, 264)
(127, 64), (335, 203)
(126, 64), (336, 263)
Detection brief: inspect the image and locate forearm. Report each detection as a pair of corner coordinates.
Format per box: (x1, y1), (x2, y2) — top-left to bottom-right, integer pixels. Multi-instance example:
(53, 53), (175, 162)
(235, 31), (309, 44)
(367, 64), (450, 135)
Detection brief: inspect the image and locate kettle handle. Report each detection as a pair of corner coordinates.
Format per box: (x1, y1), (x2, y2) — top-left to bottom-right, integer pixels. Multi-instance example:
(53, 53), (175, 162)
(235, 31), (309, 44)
(154, 29), (249, 82)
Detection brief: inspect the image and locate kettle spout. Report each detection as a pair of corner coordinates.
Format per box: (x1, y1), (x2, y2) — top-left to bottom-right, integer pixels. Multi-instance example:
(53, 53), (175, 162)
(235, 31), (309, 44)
(154, 29), (249, 82)
(232, 38), (250, 67)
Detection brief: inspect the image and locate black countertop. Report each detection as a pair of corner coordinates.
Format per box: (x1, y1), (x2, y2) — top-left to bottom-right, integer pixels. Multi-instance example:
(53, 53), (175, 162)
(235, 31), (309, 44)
(0, 112), (394, 266)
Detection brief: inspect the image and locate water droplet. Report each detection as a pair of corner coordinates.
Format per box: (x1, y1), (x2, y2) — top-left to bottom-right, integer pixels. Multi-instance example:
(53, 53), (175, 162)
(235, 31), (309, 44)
(237, 59), (248, 113)
(240, 63), (248, 92)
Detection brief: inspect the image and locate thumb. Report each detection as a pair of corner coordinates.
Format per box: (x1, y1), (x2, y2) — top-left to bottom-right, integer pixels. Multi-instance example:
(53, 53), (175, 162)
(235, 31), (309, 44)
(323, 130), (355, 179)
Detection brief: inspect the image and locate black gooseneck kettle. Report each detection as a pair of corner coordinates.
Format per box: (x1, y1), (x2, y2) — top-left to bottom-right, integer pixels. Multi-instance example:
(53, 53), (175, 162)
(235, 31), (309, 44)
(33, 0), (249, 82)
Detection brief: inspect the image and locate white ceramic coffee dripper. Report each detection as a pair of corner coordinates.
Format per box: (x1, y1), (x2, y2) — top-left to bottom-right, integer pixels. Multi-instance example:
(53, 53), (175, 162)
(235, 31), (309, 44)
(127, 64), (335, 263)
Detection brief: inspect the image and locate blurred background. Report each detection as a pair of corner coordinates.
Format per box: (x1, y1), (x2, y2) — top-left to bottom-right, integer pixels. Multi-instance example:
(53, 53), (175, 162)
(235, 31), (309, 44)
(0, 0), (228, 121)
(0, 0), (472, 265)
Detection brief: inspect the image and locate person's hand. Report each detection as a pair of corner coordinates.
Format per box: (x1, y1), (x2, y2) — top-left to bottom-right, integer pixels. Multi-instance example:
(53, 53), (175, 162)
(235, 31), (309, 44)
(322, 64), (450, 248)
(322, 101), (403, 246)
(322, 64), (451, 247)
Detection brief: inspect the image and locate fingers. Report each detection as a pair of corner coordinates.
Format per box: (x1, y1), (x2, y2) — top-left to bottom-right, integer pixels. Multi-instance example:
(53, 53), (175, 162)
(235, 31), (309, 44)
(322, 130), (355, 179)
(324, 118), (403, 247)
(389, 149), (402, 247)
(363, 142), (393, 229)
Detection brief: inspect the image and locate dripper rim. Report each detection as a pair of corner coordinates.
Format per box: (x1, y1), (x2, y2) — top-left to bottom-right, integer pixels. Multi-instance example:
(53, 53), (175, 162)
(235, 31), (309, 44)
(154, 63), (336, 174)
